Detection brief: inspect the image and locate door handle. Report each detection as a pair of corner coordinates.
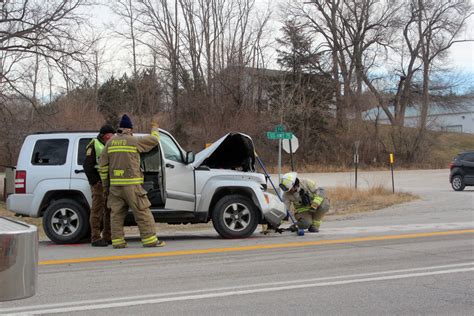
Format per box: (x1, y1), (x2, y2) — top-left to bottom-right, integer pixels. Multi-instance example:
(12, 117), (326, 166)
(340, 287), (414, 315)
(166, 163), (175, 169)
(74, 169), (85, 174)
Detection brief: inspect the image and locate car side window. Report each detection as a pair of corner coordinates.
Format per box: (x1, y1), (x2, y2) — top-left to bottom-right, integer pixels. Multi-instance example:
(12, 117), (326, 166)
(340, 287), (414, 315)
(160, 133), (184, 163)
(463, 153), (474, 163)
(77, 138), (92, 165)
(31, 139), (69, 165)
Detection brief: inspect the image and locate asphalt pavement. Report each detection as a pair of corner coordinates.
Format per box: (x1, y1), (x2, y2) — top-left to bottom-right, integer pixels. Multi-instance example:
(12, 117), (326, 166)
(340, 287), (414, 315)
(0, 169), (473, 315)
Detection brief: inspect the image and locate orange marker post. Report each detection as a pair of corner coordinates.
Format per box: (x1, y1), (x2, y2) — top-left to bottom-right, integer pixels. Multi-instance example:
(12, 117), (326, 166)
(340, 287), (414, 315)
(390, 153), (395, 193)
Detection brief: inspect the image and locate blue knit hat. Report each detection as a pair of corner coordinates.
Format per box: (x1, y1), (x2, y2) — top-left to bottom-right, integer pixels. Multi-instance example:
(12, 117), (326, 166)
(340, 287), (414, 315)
(119, 114), (133, 129)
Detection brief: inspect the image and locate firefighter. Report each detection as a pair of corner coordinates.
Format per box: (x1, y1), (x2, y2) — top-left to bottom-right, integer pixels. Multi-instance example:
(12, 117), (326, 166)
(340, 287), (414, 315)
(280, 172), (330, 233)
(83, 124), (116, 247)
(99, 114), (165, 249)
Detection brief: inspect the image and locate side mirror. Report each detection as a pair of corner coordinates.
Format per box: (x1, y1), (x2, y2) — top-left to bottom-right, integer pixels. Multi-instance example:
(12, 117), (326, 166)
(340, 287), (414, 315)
(186, 151), (195, 164)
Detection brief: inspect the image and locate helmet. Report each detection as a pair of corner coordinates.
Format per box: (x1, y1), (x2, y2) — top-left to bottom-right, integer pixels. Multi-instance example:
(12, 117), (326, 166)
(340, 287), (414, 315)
(280, 172), (298, 192)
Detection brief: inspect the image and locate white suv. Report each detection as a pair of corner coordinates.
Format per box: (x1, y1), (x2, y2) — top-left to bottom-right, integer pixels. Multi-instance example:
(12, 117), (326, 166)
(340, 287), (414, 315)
(6, 130), (285, 243)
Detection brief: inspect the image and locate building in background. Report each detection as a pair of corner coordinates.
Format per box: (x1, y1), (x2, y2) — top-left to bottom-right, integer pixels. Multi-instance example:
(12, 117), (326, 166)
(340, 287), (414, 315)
(363, 98), (474, 134)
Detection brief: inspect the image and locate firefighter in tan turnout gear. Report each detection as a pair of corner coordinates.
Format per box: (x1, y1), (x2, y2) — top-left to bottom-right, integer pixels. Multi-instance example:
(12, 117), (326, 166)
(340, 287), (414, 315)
(280, 172), (330, 233)
(99, 114), (165, 249)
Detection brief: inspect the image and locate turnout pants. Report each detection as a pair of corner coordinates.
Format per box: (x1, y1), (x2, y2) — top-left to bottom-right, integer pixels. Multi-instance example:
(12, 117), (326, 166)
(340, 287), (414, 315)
(108, 185), (157, 246)
(295, 208), (325, 229)
(90, 182), (111, 242)
(295, 197), (330, 229)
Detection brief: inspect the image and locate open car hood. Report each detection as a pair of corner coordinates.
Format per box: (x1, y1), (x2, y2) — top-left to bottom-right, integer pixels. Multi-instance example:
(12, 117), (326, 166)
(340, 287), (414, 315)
(193, 133), (256, 171)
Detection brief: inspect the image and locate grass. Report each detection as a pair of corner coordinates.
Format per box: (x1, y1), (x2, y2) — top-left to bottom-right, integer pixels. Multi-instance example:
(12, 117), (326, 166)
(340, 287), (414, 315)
(430, 132), (474, 168)
(0, 186), (417, 240)
(326, 186), (417, 215)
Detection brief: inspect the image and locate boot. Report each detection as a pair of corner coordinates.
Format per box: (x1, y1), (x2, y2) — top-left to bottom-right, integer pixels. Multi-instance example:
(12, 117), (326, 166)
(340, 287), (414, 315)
(113, 243), (128, 249)
(308, 225), (319, 233)
(143, 240), (166, 248)
(91, 239), (108, 247)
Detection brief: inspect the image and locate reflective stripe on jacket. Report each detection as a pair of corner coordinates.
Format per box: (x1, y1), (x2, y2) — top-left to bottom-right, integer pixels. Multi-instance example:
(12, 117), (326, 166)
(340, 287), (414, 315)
(94, 139), (105, 166)
(99, 129), (160, 187)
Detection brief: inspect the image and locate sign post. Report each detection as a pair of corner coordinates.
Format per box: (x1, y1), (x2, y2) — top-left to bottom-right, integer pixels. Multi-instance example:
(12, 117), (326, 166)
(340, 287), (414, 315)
(389, 153), (395, 193)
(267, 125), (293, 183)
(354, 141), (360, 189)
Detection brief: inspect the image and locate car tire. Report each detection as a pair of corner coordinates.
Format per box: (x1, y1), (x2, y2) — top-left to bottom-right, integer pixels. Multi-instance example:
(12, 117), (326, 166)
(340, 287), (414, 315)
(451, 175), (465, 191)
(212, 195), (259, 239)
(43, 199), (90, 244)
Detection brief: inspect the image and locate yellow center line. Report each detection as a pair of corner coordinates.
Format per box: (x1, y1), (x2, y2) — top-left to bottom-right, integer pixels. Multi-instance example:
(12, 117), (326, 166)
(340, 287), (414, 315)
(39, 229), (474, 266)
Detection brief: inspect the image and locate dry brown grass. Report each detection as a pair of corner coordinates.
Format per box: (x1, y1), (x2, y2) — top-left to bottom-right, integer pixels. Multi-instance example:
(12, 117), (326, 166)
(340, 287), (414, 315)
(326, 186), (417, 215)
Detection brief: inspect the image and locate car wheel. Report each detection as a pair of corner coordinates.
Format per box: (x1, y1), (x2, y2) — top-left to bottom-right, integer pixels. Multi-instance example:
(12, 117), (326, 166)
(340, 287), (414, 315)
(451, 175), (465, 191)
(212, 194), (259, 239)
(43, 199), (90, 244)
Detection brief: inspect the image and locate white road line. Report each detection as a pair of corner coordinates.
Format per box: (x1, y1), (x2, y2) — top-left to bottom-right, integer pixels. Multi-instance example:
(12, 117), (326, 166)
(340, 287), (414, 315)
(1, 263), (473, 315)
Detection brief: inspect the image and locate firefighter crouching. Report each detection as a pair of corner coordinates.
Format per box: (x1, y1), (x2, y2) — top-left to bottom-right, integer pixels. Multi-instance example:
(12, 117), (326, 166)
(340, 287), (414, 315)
(99, 114), (165, 249)
(83, 124), (115, 247)
(280, 172), (330, 233)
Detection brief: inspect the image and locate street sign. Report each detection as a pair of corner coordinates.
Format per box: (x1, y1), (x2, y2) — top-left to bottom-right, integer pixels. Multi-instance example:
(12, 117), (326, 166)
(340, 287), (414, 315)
(282, 135), (299, 154)
(267, 131), (293, 139)
(267, 125), (293, 140)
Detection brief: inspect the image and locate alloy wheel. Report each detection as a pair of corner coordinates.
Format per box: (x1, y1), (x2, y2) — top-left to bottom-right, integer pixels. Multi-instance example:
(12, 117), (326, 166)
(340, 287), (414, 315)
(222, 203), (251, 232)
(452, 176), (462, 190)
(50, 208), (80, 236)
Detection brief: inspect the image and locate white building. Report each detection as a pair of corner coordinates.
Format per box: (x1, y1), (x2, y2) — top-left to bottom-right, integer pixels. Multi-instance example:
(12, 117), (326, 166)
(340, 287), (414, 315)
(363, 99), (474, 133)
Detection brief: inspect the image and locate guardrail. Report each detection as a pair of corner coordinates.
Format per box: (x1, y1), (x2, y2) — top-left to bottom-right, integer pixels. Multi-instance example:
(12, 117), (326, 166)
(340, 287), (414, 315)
(0, 217), (38, 301)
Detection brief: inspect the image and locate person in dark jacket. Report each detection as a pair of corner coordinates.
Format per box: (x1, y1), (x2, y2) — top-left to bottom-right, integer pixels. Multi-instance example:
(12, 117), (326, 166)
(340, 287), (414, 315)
(83, 124), (116, 246)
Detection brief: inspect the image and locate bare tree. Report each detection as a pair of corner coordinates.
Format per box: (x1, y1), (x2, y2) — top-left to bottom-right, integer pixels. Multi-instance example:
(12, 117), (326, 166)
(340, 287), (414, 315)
(1, 0), (92, 113)
(134, 0), (181, 120)
(108, 0), (142, 78)
(414, 0), (473, 130)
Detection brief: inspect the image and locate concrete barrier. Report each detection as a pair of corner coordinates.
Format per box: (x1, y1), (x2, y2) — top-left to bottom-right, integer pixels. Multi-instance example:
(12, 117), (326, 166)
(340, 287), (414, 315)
(0, 217), (38, 301)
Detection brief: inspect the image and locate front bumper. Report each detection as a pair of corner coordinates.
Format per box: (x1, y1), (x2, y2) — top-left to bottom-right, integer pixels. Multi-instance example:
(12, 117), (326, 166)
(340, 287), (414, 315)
(261, 193), (286, 227)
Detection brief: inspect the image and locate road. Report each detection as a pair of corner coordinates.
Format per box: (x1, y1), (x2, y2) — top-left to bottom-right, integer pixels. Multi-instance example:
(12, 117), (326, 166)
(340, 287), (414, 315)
(0, 169), (473, 315)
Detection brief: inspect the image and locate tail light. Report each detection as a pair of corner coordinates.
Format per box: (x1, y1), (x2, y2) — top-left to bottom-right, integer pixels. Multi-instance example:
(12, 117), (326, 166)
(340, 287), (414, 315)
(15, 170), (27, 194)
(448, 162), (454, 169)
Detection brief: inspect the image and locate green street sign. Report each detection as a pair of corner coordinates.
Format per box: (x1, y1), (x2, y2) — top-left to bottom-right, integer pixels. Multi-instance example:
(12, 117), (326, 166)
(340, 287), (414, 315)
(267, 131), (293, 139)
(275, 124), (285, 133)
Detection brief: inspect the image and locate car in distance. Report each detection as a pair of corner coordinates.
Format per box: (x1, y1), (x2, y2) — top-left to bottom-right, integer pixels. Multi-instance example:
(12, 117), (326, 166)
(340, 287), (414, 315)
(449, 151), (474, 191)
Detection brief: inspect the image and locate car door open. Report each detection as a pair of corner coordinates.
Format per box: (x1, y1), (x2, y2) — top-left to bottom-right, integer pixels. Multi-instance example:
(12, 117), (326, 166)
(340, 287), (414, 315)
(140, 145), (166, 208)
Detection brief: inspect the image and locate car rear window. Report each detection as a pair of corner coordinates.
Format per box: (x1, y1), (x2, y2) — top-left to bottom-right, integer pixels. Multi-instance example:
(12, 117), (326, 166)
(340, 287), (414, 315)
(77, 138), (92, 165)
(31, 139), (69, 165)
